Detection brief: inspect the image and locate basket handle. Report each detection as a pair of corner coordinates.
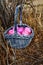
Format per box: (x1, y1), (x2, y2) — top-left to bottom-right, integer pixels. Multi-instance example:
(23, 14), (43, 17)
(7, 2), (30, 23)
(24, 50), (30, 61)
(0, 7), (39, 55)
(14, 5), (22, 32)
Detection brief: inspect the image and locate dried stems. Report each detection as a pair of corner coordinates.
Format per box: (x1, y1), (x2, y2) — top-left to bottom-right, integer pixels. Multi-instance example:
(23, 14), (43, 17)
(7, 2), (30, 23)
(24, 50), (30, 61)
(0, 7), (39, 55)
(0, 0), (43, 65)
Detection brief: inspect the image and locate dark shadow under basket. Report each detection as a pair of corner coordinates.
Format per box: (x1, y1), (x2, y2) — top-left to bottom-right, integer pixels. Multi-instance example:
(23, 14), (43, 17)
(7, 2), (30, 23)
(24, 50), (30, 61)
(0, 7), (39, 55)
(4, 24), (34, 49)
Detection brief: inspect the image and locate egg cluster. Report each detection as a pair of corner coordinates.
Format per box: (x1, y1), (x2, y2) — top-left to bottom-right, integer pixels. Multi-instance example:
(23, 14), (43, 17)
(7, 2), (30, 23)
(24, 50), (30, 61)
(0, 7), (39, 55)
(7, 27), (32, 36)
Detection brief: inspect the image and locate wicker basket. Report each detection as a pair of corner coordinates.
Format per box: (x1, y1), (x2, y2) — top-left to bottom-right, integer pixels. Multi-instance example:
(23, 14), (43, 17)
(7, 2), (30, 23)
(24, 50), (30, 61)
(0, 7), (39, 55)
(4, 5), (34, 49)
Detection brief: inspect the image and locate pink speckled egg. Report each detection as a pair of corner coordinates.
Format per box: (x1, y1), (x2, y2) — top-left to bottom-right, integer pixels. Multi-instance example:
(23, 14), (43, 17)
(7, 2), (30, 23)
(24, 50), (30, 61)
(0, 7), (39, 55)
(25, 27), (32, 34)
(17, 27), (24, 34)
(22, 31), (29, 36)
(8, 28), (14, 35)
(22, 27), (32, 36)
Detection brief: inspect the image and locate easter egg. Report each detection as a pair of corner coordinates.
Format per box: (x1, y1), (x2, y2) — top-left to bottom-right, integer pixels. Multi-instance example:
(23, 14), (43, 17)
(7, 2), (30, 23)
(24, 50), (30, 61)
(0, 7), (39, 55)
(25, 27), (32, 34)
(22, 27), (32, 36)
(17, 27), (24, 34)
(8, 28), (14, 35)
(22, 30), (29, 36)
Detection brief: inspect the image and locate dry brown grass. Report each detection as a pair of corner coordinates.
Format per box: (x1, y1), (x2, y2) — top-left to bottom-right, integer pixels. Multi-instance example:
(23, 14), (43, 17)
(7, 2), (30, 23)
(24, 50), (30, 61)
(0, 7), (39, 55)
(0, 2), (43, 65)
